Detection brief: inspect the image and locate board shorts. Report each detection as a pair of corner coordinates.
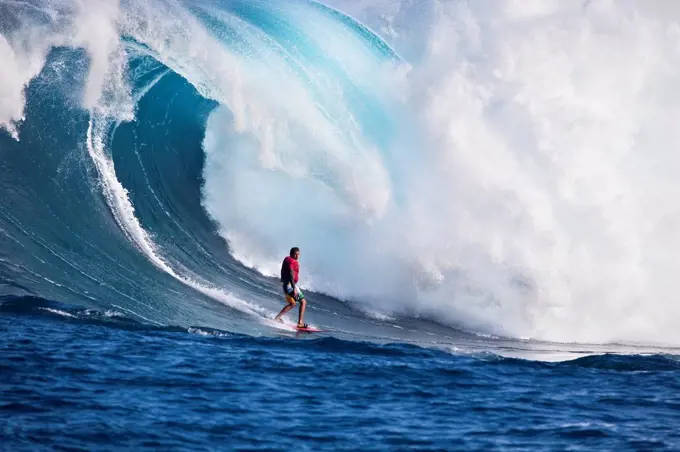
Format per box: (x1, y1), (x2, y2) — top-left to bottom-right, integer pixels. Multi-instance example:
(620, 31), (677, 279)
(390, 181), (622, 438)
(283, 283), (305, 304)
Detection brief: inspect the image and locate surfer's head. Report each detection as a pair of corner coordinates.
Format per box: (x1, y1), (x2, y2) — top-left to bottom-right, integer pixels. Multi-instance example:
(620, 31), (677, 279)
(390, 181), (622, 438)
(290, 247), (300, 259)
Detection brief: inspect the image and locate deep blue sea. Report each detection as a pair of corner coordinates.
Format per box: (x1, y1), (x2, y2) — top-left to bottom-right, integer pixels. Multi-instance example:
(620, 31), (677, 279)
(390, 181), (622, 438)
(3, 299), (680, 451)
(3, 0), (680, 450)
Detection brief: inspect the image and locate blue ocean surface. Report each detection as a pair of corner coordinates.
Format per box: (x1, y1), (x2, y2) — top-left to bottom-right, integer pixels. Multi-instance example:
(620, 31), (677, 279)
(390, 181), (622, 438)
(3, 299), (680, 451)
(3, 0), (680, 450)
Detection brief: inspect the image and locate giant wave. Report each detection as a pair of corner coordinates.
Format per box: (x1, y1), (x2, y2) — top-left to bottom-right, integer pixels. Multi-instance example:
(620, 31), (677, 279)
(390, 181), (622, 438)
(2, 0), (680, 345)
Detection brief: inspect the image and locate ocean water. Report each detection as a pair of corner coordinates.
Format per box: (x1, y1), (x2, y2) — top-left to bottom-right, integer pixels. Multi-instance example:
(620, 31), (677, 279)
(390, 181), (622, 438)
(3, 0), (680, 449)
(4, 301), (680, 451)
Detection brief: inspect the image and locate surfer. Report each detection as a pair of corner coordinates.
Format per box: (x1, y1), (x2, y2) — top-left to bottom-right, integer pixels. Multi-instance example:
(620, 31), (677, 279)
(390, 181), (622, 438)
(274, 247), (308, 328)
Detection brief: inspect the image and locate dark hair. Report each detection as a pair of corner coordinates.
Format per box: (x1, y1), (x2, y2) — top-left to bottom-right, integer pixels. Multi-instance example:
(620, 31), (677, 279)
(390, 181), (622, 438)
(290, 247), (300, 257)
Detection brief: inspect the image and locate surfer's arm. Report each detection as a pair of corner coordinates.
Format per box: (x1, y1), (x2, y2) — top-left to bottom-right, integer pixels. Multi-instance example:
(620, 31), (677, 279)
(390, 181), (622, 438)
(289, 268), (296, 289)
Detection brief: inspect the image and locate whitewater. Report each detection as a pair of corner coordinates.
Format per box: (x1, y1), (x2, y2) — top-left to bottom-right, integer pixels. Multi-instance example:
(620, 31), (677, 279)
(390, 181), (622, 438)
(3, 0), (680, 347)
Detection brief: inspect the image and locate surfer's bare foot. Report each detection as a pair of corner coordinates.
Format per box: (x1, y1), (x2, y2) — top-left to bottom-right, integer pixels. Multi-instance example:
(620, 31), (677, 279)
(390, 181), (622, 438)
(275, 318), (283, 323)
(297, 323), (308, 329)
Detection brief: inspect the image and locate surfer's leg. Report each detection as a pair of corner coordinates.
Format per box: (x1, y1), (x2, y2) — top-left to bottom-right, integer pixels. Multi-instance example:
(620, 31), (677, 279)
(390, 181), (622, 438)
(296, 292), (307, 327)
(274, 304), (294, 322)
(274, 293), (296, 322)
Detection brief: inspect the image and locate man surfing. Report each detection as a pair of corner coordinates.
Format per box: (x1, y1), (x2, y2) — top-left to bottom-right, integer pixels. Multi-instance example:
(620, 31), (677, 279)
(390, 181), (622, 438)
(274, 247), (308, 328)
